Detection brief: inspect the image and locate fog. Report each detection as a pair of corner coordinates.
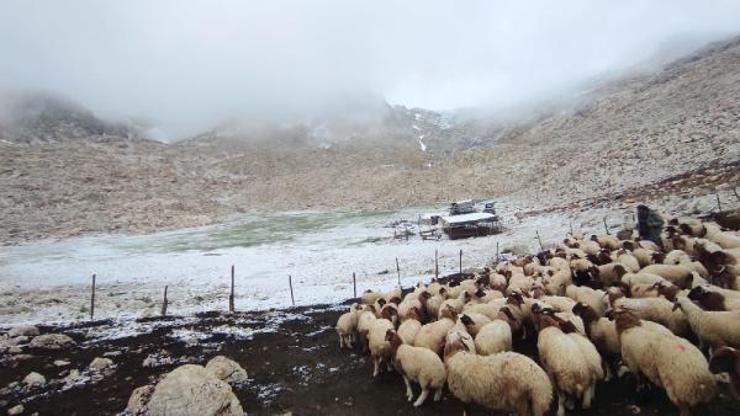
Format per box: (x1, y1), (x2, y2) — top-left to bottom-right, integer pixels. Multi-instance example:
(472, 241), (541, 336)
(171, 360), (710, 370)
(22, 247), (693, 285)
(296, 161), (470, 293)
(1, 0), (739, 139)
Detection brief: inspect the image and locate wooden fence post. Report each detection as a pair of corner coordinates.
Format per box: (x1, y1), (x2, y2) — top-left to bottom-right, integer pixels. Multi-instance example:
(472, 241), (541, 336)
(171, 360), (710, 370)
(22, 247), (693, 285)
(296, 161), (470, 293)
(161, 285), (168, 316)
(90, 273), (96, 320)
(535, 231), (544, 251)
(496, 241), (500, 262)
(459, 249), (463, 274)
(229, 265), (235, 313)
(395, 257), (401, 287)
(289, 275), (295, 306)
(716, 192), (722, 212)
(569, 220), (574, 236)
(435, 249), (439, 280)
(603, 216), (610, 235)
(353, 272), (357, 299)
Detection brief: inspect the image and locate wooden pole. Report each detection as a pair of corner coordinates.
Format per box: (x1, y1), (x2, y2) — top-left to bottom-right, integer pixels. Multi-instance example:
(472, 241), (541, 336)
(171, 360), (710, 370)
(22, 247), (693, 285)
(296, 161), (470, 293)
(395, 257), (401, 287)
(90, 273), (96, 320)
(733, 187), (740, 202)
(161, 285), (168, 316)
(603, 216), (610, 235)
(569, 219), (574, 236)
(459, 249), (463, 274)
(229, 265), (235, 313)
(716, 192), (722, 212)
(434, 249), (439, 279)
(288, 275), (295, 306)
(535, 231), (544, 251)
(496, 241), (500, 262)
(352, 272), (357, 299)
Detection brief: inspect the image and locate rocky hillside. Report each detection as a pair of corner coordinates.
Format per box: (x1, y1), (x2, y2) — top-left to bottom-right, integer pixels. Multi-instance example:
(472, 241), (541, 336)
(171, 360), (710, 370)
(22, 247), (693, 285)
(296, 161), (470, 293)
(0, 92), (139, 145)
(1, 37), (738, 244)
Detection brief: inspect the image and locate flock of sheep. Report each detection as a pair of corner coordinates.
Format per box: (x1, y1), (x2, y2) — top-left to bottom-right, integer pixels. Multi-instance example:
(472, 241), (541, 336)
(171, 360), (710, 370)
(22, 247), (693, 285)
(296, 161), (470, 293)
(335, 213), (740, 416)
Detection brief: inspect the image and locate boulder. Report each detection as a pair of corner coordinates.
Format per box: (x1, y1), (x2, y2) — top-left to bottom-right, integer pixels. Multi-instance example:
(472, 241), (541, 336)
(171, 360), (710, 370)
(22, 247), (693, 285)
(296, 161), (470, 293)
(126, 385), (154, 415)
(23, 372), (46, 387)
(147, 364), (243, 416)
(8, 325), (39, 337)
(28, 334), (75, 349)
(89, 357), (114, 371)
(205, 356), (248, 384)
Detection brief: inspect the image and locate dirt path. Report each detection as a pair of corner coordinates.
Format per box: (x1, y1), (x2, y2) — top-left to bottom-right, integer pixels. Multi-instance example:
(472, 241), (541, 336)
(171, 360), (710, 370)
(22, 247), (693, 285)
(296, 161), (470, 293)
(1, 304), (738, 415)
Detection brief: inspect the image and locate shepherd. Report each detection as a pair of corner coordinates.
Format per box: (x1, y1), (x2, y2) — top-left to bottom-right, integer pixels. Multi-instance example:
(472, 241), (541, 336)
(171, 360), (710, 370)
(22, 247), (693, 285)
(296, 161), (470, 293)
(636, 204), (664, 248)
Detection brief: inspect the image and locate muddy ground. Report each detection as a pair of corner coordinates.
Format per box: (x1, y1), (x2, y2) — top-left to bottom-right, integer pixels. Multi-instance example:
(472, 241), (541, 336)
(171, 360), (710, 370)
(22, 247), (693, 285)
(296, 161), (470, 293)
(1, 303), (739, 416)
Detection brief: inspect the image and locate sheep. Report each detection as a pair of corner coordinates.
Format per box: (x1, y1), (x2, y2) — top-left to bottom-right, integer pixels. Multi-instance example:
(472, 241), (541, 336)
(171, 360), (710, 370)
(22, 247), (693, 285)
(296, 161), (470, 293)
(543, 270), (572, 296)
(538, 295), (577, 313)
(385, 330), (446, 407)
(488, 273), (508, 292)
(439, 291), (471, 318)
(705, 224), (740, 249)
(444, 332), (553, 416)
(709, 346), (740, 399)
(380, 303), (399, 326)
(425, 291), (446, 320)
(383, 286), (403, 303)
(621, 272), (668, 287)
(335, 303), (362, 348)
(565, 285), (607, 317)
(397, 307), (423, 344)
(640, 264), (694, 289)
(665, 250), (693, 266)
(507, 273), (534, 295)
(592, 263), (628, 286)
(356, 305), (378, 352)
(610, 295), (689, 336)
(457, 312), (492, 337)
(576, 239), (601, 256)
(398, 292), (428, 322)
(536, 313), (600, 415)
(361, 290), (382, 305)
(469, 288), (504, 304)
(687, 286), (740, 311)
(547, 256), (571, 273)
(413, 305), (457, 355)
(368, 318), (396, 377)
(613, 249), (641, 273)
(591, 234), (622, 250)
(673, 297), (740, 350)
(474, 319), (512, 355)
(610, 308), (716, 416)
(572, 302), (620, 380)
(631, 247), (662, 268)
(462, 298), (508, 321)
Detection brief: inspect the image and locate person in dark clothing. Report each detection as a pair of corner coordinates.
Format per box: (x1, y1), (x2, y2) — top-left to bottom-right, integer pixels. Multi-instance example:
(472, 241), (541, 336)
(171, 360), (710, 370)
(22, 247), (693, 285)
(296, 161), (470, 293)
(636, 204), (664, 247)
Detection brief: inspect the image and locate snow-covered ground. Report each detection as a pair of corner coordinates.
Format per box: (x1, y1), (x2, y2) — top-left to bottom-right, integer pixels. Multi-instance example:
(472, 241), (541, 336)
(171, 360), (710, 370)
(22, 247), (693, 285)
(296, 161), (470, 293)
(0, 205), (631, 325)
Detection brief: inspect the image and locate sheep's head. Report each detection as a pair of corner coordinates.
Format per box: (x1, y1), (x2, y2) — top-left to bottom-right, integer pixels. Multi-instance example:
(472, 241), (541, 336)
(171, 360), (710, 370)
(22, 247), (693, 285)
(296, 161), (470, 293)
(709, 347), (738, 374)
(443, 332), (469, 361)
(507, 291), (525, 306)
(622, 241), (636, 251)
(498, 306), (516, 322)
(460, 314), (474, 327)
(389, 296), (402, 305)
(418, 291), (432, 302)
(608, 307), (641, 333)
(407, 306), (421, 321)
(687, 286), (706, 301)
(377, 298), (387, 307)
(474, 288), (486, 299)
(440, 305), (458, 320)
(651, 252), (665, 264)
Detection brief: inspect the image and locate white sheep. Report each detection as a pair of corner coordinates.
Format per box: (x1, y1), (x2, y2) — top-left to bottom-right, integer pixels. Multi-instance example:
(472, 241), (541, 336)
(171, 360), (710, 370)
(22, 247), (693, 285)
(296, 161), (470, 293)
(368, 318), (396, 377)
(444, 332), (553, 416)
(335, 303), (362, 348)
(674, 297), (740, 350)
(611, 309), (716, 416)
(640, 264), (694, 289)
(536, 313), (600, 415)
(413, 306), (457, 355)
(474, 319), (512, 356)
(385, 330), (446, 407)
(397, 307), (423, 345)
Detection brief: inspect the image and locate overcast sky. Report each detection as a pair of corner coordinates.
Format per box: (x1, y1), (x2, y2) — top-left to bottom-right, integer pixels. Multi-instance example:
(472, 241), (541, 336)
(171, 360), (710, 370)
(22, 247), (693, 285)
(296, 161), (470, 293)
(1, 0), (739, 138)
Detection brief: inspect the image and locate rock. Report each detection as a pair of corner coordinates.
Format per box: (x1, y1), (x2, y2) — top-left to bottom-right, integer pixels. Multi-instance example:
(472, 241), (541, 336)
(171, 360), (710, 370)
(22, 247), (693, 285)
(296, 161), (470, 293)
(28, 334), (75, 349)
(8, 325), (39, 337)
(53, 360), (71, 367)
(7, 404), (24, 415)
(23, 371), (46, 387)
(147, 364), (243, 416)
(126, 385), (154, 415)
(89, 357), (114, 371)
(205, 356), (248, 384)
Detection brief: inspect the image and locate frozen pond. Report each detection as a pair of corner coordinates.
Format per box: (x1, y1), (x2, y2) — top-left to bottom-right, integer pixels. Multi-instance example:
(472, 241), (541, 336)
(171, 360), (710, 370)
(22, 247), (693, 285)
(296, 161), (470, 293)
(0, 205), (619, 324)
